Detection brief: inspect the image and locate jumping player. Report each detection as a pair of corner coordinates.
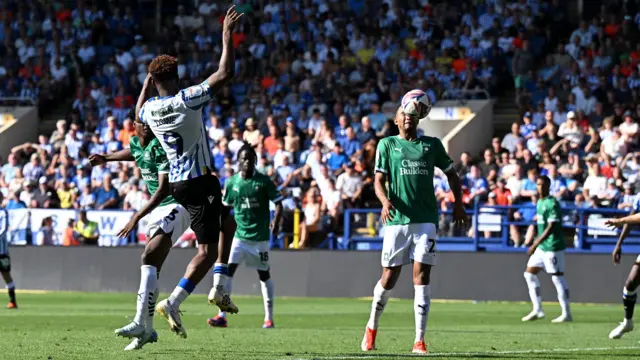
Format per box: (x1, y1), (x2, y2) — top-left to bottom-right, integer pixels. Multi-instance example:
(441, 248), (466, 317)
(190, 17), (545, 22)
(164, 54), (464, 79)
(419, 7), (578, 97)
(361, 107), (466, 354)
(0, 194), (17, 309)
(139, 6), (243, 338)
(207, 144), (283, 329)
(604, 193), (640, 339)
(522, 176), (572, 323)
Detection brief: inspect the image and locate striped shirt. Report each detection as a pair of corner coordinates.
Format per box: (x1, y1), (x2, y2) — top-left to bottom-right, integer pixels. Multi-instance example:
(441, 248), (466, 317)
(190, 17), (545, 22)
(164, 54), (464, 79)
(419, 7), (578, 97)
(0, 208), (8, 255)
(140, 82), (215, 183)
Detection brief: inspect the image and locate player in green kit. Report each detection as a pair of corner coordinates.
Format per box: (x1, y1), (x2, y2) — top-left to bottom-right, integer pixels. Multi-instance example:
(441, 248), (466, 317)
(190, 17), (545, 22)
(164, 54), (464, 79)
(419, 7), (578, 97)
(207, 143), (283, 329)
(89, 107), (192, 349)
(522, 175), (572, 323)
(362, 107), (466, 355)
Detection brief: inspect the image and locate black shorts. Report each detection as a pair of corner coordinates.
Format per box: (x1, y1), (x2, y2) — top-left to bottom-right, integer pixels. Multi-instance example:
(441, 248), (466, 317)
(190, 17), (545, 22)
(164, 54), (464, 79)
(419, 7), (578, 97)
(0, 254), (11, 272)
(170, 175), (223, 245)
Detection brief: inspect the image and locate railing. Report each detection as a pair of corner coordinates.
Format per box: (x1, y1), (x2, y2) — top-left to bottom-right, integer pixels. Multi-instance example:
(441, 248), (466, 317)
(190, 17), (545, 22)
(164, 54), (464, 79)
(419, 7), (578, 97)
(342, 204), (640, 253)
(9, 204), (640, 253)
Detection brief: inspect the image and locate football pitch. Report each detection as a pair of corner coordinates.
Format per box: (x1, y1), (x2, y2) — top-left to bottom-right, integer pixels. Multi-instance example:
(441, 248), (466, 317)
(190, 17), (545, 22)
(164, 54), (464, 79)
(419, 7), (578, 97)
(1, 292), (640, 360)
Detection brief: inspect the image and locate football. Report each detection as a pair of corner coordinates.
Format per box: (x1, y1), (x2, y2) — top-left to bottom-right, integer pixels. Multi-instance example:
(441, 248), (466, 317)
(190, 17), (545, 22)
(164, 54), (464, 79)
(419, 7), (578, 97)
(401, 89), (431, 119)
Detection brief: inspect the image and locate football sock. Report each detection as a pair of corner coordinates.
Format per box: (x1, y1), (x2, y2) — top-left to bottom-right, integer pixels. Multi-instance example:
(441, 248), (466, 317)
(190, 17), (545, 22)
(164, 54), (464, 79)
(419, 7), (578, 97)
(367, 280), (391, 330)
(134, 265), (158, 326)
(213, 263), (229, 291)
(524, 272), (542, 313)
(414, 285), (431, 342)
(147, 288), (159, 330)
(218, 277), (233, 318)
(261, 279), (274, 322)
(6, 282), (15, 303)
(168, 278), (195, 308)
(551, 275), (571, 316)
(623, 287), (637, 321)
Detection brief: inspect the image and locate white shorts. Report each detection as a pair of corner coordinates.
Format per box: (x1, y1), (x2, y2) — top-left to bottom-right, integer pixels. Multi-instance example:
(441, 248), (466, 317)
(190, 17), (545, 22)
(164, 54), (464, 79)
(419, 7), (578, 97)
(527, 248), (565, 273)
(228, 238), (270, 271)
(381, 223), (437, 267)
(145, 203), (191, 243)
(636, 255), (640, 263)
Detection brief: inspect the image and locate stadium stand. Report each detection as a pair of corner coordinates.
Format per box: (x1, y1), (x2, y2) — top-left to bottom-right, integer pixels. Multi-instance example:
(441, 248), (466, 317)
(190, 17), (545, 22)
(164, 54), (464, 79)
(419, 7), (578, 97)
(1, 0), (640, 251)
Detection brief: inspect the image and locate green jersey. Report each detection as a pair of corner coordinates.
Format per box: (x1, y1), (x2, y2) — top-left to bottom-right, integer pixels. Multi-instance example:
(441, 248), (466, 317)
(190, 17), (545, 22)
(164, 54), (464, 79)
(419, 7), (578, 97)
(129, 136), (177, 207)
(222, 172), (283, 242)
(536, 196), (565, 252)
(374, 135), (454, 226)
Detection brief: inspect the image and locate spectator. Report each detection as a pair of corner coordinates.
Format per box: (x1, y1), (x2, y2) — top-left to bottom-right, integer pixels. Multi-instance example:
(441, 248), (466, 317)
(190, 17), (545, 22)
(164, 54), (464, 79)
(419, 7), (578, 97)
(601, 128), (627, 163)
(263, 125), (281, 157)
(326, 143), (349, 176)
(208, 115), (226, 144)
(340, 127), (362, 159)
(502, 122), (523, 153)
(557, 111), (585, 149)
(118, 118), (136, 148)
(123, 179), (145, 211)
(57, 180), (75, 209)
(583, 161), (608, 201)
(299, 188), (321, 249)
(73, 210), (99, 246)
(95, 174), (119, 210)
(243, 118), (262, 148)
(322, 179), (342, 230)
(336, 165), (363, 209)
(465, 165), (488, 205)
(77, 184), (96, 210)
(36, 217), (58, 246)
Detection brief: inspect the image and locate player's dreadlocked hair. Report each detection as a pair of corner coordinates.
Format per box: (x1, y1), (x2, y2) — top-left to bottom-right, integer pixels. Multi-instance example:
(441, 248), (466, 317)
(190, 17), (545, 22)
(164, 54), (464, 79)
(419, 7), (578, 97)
(148, 55), (178, 82)
(238, 142), (257, 162)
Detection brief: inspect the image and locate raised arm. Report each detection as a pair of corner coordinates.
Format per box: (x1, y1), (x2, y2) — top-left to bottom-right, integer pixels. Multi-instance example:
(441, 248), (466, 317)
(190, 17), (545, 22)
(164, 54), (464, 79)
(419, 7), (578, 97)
(88, 148), (134, 165)
(206, 6), (242, 95)
(136, 74), (154, 121)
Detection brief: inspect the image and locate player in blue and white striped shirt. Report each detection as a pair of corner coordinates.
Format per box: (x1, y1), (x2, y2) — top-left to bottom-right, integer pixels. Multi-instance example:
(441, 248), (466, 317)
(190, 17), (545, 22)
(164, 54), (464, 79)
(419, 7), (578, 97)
(0, 194), (17, 309)
(141, 6), (243, 339)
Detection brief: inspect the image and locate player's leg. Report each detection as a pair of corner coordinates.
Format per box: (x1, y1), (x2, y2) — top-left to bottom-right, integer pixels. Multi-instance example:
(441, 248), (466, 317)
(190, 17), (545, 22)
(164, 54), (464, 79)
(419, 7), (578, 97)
(545, 251), (571, 323)
(258, 269), (275, 328)
(522, 248), (545, 321)
(208, 263), (238, 328)
(409, 223), (437, 354)
(362, 224), (407, 351)
(251, 240), (274, 328)
(115, 232), (171, 336)
(208, 213), (236, 309)
(610, 260), (640, 338)
(120, 204), (191, 350)
(0, 266), (16, 309)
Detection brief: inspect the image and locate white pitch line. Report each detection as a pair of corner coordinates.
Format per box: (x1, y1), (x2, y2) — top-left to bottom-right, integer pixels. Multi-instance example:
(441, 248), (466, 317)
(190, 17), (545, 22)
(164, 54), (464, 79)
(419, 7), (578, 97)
(290, 345), (640, 359)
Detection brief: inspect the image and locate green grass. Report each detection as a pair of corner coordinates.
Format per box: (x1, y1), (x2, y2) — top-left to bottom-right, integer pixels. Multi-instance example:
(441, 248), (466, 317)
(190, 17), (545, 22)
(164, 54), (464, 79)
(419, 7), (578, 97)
(0, 292), (639, 360)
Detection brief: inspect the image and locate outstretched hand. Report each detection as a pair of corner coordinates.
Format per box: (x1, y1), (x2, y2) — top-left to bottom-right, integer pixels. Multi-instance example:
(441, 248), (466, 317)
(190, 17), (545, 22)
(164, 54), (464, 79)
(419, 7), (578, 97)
(223, 6), (243, 32)
(605, 219), (624, 229)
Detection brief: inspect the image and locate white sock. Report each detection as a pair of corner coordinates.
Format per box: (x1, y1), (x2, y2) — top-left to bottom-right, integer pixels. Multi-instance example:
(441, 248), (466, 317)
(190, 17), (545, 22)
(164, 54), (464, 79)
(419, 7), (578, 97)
(213, 273), (229, 291)
(167, 287), (189, 308)
(218, 277), (234, 318)
(261, 279), (275, 322)
(367, 281), (391, 330)
(6, 281), (14, 289)
(551, 275), (571, 316)
(524, 272), (542, 313)
(414, 285), (431, 343)
(146, 288), (159, 330)
(133, 265), (158, 326)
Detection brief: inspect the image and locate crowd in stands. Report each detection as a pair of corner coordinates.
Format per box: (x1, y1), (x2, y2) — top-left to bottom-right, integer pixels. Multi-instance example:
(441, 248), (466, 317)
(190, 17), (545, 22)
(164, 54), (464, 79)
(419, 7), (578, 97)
(1, 0), (640, 247)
